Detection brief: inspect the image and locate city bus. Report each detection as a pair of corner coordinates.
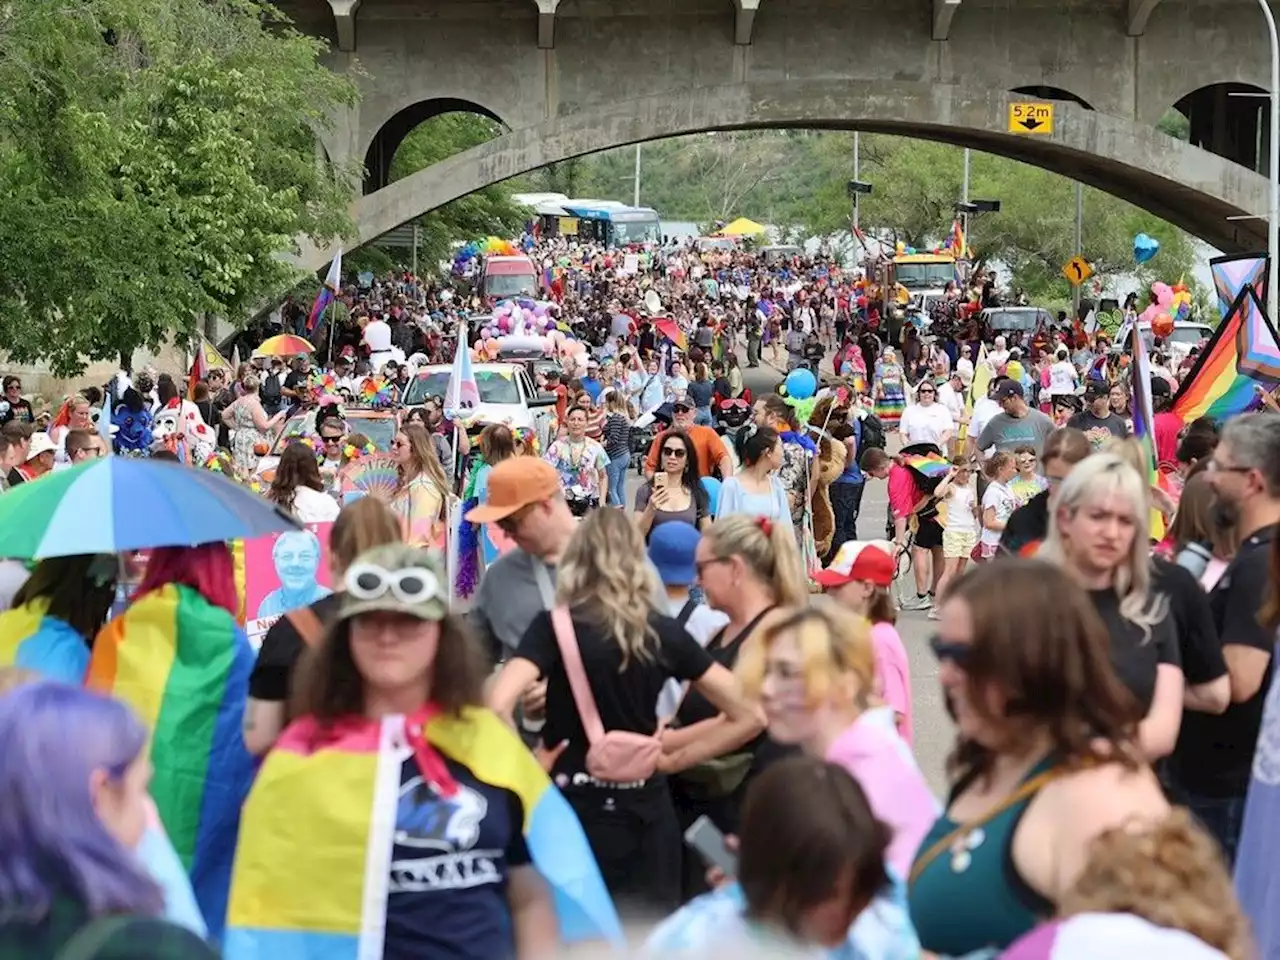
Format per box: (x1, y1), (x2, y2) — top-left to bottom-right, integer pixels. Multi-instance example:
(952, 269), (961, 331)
(532, 198), (662, 247)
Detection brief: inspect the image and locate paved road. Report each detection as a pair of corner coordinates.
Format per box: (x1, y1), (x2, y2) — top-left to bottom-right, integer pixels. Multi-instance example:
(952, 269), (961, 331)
(624, 359), (953, 795)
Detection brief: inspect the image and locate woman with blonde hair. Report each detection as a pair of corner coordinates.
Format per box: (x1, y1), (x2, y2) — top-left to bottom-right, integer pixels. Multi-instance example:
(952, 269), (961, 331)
(1039, 453), (1183, 759)
(487, 508), (758, 917)
(738, 601), (938, 880)
(221, 372), (283, 475)
(390, 421), (453, 547)
(244, 497), (404, 755)
(909, 559), (1169, 955)
(666, 512), (806, 899)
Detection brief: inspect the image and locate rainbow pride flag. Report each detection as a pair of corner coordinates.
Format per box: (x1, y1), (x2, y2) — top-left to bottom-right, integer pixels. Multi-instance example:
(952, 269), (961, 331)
(902, 452), (950, 480)
(87, 583), (256, 939)
(1170, 285), (1280, 423)
(1129, 324), (1166, 541)
(225, 708), (622, 958)
(0, 596), (92, 684)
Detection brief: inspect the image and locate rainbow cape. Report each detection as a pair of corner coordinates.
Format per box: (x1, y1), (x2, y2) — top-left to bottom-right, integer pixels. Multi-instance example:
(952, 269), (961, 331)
(1170, 283), (1280, 423)
(0, 597), (92, 684)
(902, 452), (950, 480)
(225, 708), (622, 958)
(87, 583), (256, 939)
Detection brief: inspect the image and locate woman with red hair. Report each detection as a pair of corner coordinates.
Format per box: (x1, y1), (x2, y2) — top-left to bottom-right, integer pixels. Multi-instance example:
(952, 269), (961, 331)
(88, 542), (255, 939)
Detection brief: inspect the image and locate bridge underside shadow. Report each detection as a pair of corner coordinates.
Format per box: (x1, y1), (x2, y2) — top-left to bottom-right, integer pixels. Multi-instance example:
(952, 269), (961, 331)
(302, 80), (1270, 271)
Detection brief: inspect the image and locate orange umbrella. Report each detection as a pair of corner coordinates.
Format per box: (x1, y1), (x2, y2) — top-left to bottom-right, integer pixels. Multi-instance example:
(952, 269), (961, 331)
(256, 334), (315, 357)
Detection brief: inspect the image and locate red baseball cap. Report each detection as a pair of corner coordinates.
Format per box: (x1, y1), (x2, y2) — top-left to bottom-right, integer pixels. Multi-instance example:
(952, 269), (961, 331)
(813, 540), (896, 589)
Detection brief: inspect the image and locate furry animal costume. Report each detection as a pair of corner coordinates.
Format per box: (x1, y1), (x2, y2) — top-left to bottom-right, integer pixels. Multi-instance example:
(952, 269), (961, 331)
(807, 397), (848, 557)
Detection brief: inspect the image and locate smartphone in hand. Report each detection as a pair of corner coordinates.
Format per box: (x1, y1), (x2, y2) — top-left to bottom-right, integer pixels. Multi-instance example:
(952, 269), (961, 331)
(684, 815), (738, 879)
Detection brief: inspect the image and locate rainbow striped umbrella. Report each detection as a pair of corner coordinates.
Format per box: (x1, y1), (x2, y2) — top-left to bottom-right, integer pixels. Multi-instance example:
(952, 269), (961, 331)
(0, 458), (298, 559)
(255, 333), (314, 357)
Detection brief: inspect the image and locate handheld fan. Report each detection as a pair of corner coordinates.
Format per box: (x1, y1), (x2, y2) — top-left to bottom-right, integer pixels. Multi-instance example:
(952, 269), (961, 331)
(338, 454), (400, 505)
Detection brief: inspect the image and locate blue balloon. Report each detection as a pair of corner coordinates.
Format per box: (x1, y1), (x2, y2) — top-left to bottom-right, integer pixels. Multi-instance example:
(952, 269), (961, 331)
(1134, 233), (1160, 264)
(785, 367), (817, 400)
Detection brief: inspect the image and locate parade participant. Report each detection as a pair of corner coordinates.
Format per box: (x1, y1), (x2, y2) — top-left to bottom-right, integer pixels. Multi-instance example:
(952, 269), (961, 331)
(12, 432), (56, 484)
(872, 347), (907, 430)
(471, 423), (519, 565)
(0, 374), (34, 426)
(0, 683), (219, 958)
(601, 389), (633, 508)
(488, 509), (757, 917)
(245, 497), (404, 756)
(689, 362), (715, 426)
(1068, 381), (1130, 449)
(390, 422), (452, 547)
(975, 381), (1056, 457)
(63, 428), (102, 465)
(1040, 454), (1183, 760)
(1009, 445), (1048, 506)
(646, 757), (919, 959)
(231, 544), (595, 959)
(2, 421), (30, 486)
(647, 521), (730, 716)
(421, 392), (472, 459)
(1174, 413), (1280, 865)
(635, 429), (712, 540)
(899, 378), (956, 451)
(543, 404), (610, 511)
(814, 540), (913, 743)
(740, 602), (937, 879)
(1000, 427), (1091, 556)
(715, 425), (791, 531)
(909, 559), (1169, 956)
(48, 395), (93, 462)
(644, 394), (733, 480)
(221, 373), (282, 475)
(266, 442), (340, 523)
(931, 457), (979, 614)
(1051, 392), (1082, 427)
(1047, 345), (1079, 402)
(753, 394), (812, 530)
(669, 514), (806, 899)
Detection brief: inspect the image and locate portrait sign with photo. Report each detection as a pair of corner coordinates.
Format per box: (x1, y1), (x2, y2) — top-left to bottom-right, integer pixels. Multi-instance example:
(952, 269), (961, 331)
(240, 522), (335, 649)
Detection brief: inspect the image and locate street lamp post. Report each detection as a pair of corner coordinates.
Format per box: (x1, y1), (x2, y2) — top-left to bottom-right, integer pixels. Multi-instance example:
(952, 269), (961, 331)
(1259, 0), (1280, 326)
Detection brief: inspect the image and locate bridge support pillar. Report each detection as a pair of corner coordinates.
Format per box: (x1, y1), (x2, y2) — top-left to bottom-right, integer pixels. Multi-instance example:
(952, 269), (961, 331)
(327, 0), (361, 52)
(535, 0), (561, 49)
(932, 0), (961, 41)
(733, 0), (761, 45)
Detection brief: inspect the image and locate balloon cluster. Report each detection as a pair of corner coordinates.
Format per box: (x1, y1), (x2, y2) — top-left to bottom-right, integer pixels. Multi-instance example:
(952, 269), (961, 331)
(472, 298), (589, 363)
(451, 236), (520, 276)
(1138, 280), (1193, 337)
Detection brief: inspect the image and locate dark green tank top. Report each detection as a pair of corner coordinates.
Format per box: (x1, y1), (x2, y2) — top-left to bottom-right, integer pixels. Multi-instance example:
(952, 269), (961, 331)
(907, 754), (1058, 955)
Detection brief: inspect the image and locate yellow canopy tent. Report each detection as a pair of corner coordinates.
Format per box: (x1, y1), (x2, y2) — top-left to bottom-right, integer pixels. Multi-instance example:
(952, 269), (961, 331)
(712, 217), (767, 237)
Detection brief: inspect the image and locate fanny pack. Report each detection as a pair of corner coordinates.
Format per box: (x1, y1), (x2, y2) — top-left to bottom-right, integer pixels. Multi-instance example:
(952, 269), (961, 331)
(549, 605), (663, 784)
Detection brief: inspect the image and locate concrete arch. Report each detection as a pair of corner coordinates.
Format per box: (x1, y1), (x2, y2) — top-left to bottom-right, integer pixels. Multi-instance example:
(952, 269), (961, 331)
(1009, 86), (1093, 110)
(1167, 82), (1270, 174)
(299, 78), (1269, 270)
(361, 97), (508, 194)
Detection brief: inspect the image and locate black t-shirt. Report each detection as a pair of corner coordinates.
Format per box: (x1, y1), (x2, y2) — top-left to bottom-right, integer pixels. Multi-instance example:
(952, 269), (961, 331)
(385, 753), (530, 959)
(999, 490), (1049, 556)
(1089, 587), (1179, 713)
(0, 398), (33, 427)
(1067, 410), (1129, 448)
(248, 593), (343, 702)
(515, 608), (713, 785)
(6, 467), (25, 487)
(1173, 525), (1278, 797)
(284, 370), (309, 396)
(1151, 557), (1225, 686)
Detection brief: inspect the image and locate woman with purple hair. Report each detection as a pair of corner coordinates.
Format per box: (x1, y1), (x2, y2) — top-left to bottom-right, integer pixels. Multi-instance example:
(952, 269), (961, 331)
(0, 682), (218, 958)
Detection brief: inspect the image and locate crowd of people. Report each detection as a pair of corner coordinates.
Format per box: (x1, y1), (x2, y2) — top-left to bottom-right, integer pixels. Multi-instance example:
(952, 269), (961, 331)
(0, 233), (1279, 960)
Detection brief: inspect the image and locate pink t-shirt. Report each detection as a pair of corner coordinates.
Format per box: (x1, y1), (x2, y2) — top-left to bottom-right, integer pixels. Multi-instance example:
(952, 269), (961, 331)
(826, 707), (940, 878)
(871, 622), (913, 746)
(886, 463), (922, 522)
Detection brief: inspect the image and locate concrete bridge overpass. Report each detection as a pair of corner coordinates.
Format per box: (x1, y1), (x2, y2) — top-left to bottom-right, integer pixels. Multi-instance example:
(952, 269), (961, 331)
(278, 0), (1278, 267)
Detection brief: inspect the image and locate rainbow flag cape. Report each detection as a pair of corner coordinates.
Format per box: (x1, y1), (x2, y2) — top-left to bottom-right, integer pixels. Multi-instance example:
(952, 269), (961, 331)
(0, 597), (92, 684)
(1170, 285), (1280, 423)
(87, 584), (256, 939)
(1128, 324), (1166, 541)
(225, 708), (622, 958)
(902, 452), (950, 480)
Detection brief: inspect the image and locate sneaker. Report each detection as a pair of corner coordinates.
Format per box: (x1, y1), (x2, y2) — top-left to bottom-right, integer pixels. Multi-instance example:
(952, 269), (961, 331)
(902, 594), (931, 611)
(926, 606), (941, 620)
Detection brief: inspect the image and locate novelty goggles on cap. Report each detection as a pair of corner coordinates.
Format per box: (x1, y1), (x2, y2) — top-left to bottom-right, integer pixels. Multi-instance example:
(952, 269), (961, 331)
(345, 563), (443, 606)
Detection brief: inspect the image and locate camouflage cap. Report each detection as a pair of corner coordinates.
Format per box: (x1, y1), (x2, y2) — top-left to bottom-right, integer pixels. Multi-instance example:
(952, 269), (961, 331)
(338, 542), (448, 623)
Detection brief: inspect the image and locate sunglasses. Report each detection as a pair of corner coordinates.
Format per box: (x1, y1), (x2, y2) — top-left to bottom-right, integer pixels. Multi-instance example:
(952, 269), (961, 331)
(496, 503), (537, 535)
(673, 405), (693, 414)
(321, 435), (344, 445)
(662, 446), (686, 458)
(346, 563), (442, 605)
(929, 635), (971, 668)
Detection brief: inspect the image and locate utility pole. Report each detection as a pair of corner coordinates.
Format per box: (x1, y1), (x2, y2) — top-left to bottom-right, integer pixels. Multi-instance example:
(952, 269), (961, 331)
(1073, 183), (1084, 319)
(852, 132), (861, 233)
(961, 148), (971, 250)
(633, 144), (641, 207)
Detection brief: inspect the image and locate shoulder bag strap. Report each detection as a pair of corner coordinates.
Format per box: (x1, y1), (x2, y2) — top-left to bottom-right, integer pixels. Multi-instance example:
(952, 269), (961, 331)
(548, 605), (606, 745)
(285, 606), (326, 648)
(532, 559), (557, 612)
(676, 598), (698, 626)
(55, 915), (134, 960)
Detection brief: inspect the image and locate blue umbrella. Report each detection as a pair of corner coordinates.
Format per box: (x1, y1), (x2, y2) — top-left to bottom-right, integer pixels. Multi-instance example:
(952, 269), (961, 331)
(0, 457), (300, 559)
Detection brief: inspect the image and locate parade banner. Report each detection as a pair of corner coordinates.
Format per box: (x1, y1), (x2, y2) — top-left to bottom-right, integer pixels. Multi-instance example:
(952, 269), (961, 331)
(239, 522), (335, 650)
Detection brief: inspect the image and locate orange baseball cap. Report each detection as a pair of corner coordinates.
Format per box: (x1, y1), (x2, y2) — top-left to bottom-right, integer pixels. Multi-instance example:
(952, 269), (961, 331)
(464, 457), (563, 523)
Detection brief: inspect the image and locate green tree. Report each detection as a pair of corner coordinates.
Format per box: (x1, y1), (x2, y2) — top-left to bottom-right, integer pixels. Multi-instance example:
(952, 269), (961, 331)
(0, 0), (359, 375)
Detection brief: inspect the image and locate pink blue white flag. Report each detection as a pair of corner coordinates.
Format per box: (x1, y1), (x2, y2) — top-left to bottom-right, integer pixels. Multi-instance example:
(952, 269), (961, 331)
(445, 325), (481, 415)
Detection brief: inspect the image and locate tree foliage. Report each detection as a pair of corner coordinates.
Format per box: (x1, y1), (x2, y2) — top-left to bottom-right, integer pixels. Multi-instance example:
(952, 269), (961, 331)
(0, 0), (359, 374)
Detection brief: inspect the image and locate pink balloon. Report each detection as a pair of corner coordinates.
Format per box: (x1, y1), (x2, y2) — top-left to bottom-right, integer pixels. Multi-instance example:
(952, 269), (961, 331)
(1138, 304), (1161, 324)
(1152, 282), (1173, 307)
(497, 317), (512, 333)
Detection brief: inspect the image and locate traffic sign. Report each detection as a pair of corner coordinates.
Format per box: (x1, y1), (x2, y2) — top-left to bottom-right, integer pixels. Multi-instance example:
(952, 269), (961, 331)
(1062, 256), (1093, 285)
(1009, 102), (1054, 135)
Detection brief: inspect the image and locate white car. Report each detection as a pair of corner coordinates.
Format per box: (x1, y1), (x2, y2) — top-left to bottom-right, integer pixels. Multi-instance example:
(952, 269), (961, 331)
(402, 362), (557, 450)
(1115, 319), (1213, 361)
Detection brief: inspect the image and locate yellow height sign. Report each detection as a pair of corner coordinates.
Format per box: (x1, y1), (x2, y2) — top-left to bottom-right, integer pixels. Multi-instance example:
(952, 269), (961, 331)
(1009, 102), (1054, 135)
(1062, 256), (1094, 286)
